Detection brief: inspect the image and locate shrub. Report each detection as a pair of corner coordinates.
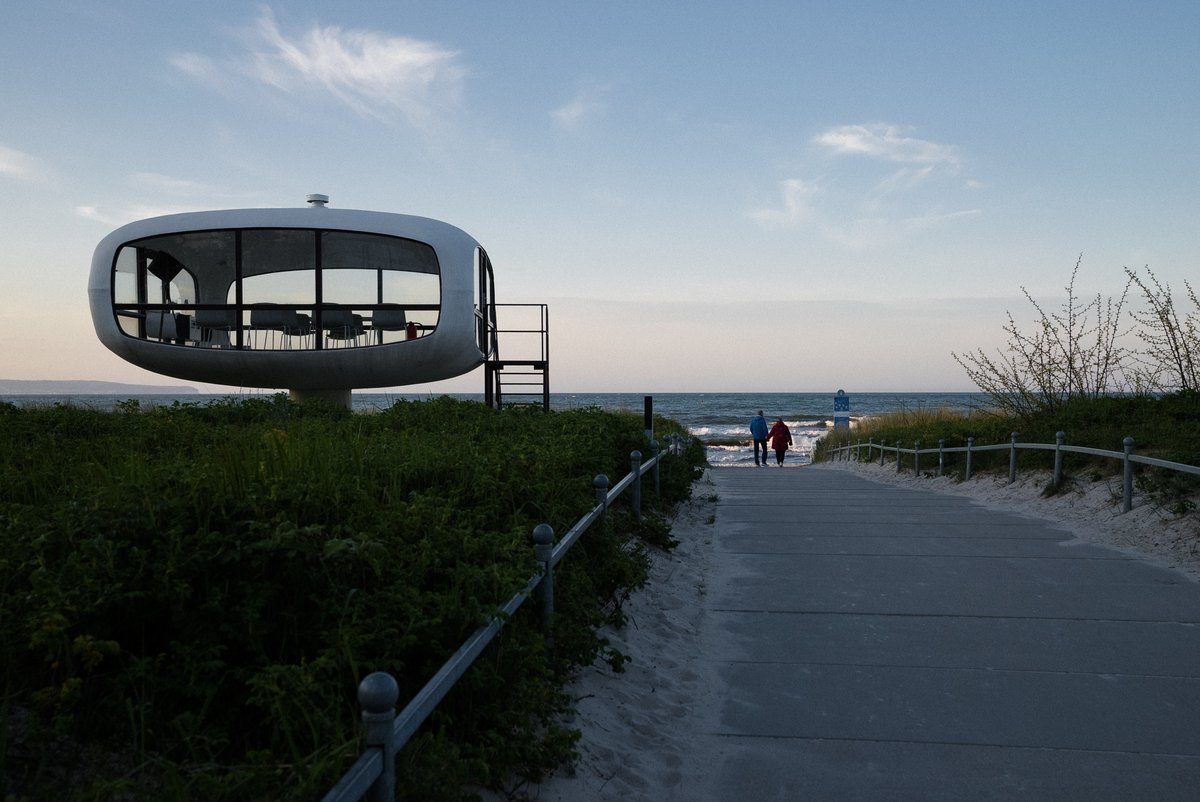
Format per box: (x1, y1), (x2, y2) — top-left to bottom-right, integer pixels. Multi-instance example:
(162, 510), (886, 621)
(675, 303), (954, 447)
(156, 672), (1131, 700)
(0, 396), (705, 800)
(952, 256), (1134, 421)
(1125, 266), (1200, 393)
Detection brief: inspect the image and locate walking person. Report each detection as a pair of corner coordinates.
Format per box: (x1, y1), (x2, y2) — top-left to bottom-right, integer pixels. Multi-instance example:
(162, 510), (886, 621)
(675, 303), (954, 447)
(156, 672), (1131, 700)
(768, 417), (793, 465)
(749, 410), (769, 466)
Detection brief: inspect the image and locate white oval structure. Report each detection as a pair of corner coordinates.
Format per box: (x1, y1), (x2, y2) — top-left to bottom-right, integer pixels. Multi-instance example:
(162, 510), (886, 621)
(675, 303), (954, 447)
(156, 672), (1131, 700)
(89, 199), (498, 405)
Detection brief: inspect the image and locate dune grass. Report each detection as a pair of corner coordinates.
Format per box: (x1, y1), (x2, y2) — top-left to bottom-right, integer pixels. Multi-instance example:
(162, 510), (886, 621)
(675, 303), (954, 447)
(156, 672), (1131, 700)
(813, 393), (1200, 508)
(0, 395), (706, 801)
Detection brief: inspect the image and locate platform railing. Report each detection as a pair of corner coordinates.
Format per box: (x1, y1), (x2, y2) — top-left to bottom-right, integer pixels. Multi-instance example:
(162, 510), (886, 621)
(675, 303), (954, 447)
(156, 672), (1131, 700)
(830, 434), (1200, 514)
(320, 435), (688, 802)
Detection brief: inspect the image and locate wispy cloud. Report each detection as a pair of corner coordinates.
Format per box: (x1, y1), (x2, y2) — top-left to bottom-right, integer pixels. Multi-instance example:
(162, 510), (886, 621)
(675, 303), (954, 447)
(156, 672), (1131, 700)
(863, 165), (936, 211)
(551, 86), (608, 130)
(129, 172), (223, 197)
(0, 144), (41, 181)
(75, 173), (254, 227)
(814, 208), (983, 251)
(748, 178), (819, 228)
(75, 204), (198, 227)
(749, 123), (979, 243)
(814, 123), (960, 166)
(172, 8), (466, 127)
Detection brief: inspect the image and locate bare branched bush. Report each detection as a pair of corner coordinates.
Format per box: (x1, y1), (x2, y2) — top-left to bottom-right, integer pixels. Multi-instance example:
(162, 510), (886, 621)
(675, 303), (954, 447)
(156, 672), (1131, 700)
(1125, 266), (1200, 393)
(953, 256), (1133, 419)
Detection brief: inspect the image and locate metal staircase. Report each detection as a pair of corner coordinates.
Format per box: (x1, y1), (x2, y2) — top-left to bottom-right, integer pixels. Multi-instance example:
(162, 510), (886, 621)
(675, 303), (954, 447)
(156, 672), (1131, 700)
(483, 303), (549, 411)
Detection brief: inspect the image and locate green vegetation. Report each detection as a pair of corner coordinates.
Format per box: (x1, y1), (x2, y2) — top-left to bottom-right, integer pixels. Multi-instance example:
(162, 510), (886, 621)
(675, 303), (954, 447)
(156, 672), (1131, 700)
(813, 394), (1200, 515)
(814, 393), (1200, 475)
(817, 258), (1200, 512)
(0, 395), (706, 801)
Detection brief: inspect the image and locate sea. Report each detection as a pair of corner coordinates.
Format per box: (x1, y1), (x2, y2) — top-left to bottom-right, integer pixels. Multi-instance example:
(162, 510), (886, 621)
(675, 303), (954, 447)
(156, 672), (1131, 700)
(1, 390), (990, 468)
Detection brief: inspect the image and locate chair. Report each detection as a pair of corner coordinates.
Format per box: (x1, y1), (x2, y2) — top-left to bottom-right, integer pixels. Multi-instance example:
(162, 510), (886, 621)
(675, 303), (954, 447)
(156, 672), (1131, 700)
(194, 308), (238, 348)
(145, 311), (183, 342)
(372, 305), (407, 330)
(322, 308), (365, 347)
(370, 305), (407, 345)
(250, 306), (312, 349)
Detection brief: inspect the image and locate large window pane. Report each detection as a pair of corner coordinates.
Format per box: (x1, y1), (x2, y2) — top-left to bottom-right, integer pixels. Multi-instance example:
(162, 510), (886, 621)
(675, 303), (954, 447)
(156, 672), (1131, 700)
(113, 227), (442, 349)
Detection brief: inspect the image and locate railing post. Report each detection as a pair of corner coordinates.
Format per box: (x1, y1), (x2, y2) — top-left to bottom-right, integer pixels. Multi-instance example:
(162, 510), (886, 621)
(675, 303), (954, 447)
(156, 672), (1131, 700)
(532, 523), (555, 642)
(1053, 431), (1065, 488)
(966, 437), (974, 480)
(914, 441), (921, 476)
(594, 474), (609, 512)
(880, 439), (885, 466)
(938, 439), (945, 477)
(1123, 436), (1135, 513)
(651, 440), (661, 497)
(867, 437), (873, 464)
(896, 440), (903, 473)
(630, 451), (642, 521)
(359, 672), (399, 802)
(1008, 431), (1019, 484)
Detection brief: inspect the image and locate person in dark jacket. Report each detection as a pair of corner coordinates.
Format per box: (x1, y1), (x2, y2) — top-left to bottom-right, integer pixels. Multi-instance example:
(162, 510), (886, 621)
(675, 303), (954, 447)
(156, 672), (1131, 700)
(768, 417), (793, 465)
(749, 410), (769, 466)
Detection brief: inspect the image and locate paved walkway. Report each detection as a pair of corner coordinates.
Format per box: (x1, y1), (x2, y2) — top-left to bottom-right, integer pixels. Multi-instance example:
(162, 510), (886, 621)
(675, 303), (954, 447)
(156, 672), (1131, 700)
(694, 466), (1200, 800)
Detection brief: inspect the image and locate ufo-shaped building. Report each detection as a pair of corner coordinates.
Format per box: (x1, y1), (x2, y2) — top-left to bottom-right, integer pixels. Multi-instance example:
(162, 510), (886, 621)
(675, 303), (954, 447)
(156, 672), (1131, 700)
(88, 196), (545, 407)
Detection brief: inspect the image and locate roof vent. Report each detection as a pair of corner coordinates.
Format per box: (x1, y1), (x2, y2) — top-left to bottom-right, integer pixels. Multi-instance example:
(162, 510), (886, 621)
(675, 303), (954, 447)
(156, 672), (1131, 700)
(306, 194), (330, 207)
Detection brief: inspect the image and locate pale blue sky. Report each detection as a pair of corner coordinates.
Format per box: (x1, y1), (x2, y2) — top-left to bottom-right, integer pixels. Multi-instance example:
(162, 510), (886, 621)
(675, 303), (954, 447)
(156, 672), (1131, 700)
(1, 1), (1196, 393)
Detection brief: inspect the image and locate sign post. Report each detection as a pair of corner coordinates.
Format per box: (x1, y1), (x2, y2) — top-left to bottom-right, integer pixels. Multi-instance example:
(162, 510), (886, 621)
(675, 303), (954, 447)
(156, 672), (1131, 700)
(834, 390), (850, 430)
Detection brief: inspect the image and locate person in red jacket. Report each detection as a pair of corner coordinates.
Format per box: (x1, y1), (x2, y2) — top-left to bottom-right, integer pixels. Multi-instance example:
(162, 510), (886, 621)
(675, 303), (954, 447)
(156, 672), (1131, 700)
(768, 417), (793, 465)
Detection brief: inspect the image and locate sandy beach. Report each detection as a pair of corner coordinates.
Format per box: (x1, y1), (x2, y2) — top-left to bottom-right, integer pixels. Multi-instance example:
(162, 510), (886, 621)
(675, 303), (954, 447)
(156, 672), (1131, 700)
(510, 461), (1200, 801)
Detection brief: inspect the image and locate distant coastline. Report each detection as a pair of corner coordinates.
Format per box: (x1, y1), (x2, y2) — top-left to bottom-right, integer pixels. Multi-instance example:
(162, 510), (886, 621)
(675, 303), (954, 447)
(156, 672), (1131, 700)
(0, 379), (200, 395)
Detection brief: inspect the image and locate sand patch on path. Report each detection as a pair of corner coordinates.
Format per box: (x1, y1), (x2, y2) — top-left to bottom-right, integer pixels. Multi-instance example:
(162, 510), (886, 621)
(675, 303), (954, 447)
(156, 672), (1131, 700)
(494, 472), (722, 801)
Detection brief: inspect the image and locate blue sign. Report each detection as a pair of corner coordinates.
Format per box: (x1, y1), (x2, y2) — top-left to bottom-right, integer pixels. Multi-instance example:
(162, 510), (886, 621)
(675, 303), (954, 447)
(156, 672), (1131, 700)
(833, 390), (850, 429)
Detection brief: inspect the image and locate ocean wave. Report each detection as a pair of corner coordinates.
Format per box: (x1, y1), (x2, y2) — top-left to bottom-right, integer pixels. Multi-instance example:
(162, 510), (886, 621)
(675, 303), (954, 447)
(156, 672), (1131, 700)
(704, 437), (750, 447)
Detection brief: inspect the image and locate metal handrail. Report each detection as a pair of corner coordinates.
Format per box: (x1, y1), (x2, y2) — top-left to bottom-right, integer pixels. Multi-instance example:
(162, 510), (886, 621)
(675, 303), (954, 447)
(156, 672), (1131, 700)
(320, 437), (684, 802)
(830, 433), (1200, 515)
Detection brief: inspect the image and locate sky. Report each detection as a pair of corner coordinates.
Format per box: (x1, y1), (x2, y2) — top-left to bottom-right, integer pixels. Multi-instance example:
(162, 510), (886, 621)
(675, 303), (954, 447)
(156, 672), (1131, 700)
(1, 1), (1197, 394)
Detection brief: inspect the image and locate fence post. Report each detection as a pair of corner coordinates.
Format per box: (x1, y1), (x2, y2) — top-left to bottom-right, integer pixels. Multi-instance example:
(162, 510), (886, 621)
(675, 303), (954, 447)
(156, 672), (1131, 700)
(966, 437), (974, 480)
(938, 439), (945, 476)
(896, 440), (903, 473)
(651, 439), (661, 497)
(1053, 431), (1065, 488)
(914, 441), (921, 476)
(867, 438), (873, 464)
(1008, 431), (1019, 484)
(532, 524), (555, 641)
(630, 451), (643, 521)
(880, 439), (885, 466)
(594, 474), (609, 511)
(359, 672), (399, 802)
(1123, 436), (1135, 513)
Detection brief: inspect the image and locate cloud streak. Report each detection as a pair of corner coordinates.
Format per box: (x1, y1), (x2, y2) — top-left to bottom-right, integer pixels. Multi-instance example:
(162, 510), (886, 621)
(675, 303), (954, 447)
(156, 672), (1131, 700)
(75, 204), (199, 227)
(748, 178), (818, 227)
(173, 8), (466, 127)
(749, 122), (978, 242)
(814, 123), (960, 166)
(0, 144), (40, 181)
(551, 86), (609, 130)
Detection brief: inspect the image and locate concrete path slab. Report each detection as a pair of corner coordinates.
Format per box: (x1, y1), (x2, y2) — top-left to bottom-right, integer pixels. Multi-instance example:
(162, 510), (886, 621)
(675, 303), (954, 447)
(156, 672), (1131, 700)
(690, 466), (1200, 800)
